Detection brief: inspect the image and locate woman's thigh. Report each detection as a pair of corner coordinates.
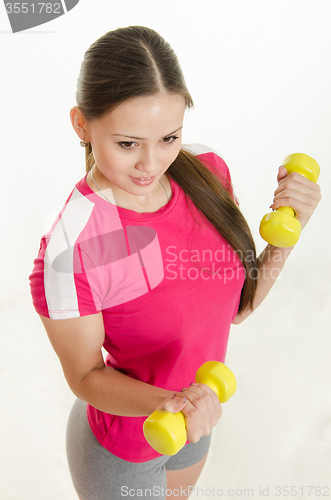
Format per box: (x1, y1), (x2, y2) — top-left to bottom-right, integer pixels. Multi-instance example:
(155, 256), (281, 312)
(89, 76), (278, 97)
(164, 429), (211, 498)
(66, 399), (168, 500)
(66, 398), (211, 500)
(166, 454), (209, 499)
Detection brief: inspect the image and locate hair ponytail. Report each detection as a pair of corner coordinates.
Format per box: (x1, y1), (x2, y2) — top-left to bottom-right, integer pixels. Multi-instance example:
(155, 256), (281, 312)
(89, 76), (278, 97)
(168, 150), (257, 313)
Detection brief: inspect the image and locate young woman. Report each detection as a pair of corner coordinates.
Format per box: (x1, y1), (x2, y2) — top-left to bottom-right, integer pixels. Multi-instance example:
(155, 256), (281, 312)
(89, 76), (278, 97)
(29, 26), (321, 500)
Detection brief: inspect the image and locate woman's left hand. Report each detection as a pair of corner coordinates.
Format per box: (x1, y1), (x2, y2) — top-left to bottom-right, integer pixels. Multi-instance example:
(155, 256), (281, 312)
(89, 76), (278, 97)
(270, 167), (322, 231)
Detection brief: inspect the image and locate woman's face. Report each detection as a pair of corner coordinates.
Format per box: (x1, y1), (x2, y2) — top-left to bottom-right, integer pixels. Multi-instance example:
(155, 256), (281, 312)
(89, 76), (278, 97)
(83, 94), (186, 202)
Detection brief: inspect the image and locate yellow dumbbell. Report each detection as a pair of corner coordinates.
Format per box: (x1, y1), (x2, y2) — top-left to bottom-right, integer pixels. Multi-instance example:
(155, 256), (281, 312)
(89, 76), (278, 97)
(259, 153), (320, 248)
(143, 361), (237, 456)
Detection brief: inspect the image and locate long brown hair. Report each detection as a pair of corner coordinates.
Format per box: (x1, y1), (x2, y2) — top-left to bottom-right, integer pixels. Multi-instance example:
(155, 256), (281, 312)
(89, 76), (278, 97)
(75, 25), (257, 313)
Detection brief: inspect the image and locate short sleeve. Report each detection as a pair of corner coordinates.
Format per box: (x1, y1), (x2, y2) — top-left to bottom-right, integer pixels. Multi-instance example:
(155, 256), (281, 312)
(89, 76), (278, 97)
(181, 143), (237, 202)
(29, 186), (103, 320)
(29, 234), (101, 320)
(29, 182), (161, 320)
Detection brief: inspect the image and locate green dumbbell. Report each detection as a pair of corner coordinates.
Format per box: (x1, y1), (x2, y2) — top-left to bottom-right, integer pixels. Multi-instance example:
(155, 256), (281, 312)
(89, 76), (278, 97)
(259, 153), (320, 248)
(143, 361), (237, 456)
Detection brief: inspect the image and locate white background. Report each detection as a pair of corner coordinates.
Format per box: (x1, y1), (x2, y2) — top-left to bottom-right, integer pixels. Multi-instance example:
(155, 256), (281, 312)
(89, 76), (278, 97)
(1, 0), (331, 499)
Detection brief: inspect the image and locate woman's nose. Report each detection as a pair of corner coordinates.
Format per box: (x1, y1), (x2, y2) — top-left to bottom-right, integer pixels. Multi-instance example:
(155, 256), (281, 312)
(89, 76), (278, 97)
(135, 148), (157, 174)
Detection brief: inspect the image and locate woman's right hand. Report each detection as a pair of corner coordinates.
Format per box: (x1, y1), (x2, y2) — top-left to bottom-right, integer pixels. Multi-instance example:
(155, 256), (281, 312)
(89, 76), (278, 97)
(156, 383), (222, 443)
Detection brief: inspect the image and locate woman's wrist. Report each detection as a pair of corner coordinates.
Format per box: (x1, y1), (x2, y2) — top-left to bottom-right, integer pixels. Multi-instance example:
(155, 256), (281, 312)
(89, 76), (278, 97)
(75, 365), (175, 417)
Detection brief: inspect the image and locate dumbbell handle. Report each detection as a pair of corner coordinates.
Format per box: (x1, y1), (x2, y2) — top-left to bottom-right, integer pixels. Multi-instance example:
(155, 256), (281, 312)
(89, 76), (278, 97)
(143, 361), (236, 456)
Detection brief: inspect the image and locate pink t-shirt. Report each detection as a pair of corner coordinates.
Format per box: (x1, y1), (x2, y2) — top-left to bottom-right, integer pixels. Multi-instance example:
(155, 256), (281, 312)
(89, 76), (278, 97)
(29, 144), (245, 462)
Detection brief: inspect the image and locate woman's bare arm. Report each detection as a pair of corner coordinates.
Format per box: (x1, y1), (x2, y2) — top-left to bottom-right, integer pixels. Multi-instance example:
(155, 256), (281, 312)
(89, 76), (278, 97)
(232, 243), (293, 324)
(40, 313), (223, 442)
(233, 167), (322, 324)
(40, 313), (172, 417)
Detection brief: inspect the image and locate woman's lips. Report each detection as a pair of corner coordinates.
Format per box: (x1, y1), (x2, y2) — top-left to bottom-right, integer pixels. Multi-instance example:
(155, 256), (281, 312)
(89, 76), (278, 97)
(130, 175), (156, 186)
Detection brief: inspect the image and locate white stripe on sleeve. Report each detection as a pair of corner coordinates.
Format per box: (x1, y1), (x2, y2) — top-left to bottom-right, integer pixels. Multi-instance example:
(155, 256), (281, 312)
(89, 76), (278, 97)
(44, 188), (95, 319)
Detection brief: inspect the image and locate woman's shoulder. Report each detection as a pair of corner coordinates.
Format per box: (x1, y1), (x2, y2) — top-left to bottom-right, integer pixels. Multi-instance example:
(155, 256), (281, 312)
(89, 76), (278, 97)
(181, 143), (233, 196)
(181, 143), (228, 171)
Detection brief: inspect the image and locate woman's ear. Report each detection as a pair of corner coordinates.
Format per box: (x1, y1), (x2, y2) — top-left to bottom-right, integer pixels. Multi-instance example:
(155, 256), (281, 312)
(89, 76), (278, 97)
(70, 106), (90, 141)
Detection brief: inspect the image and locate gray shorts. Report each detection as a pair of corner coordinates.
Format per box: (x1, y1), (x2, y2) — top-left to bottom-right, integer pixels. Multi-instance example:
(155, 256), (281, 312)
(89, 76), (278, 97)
(66, 398), (212, 500)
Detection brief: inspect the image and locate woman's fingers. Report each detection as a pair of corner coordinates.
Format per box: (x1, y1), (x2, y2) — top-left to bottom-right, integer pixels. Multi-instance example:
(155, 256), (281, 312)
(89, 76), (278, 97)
(274, 172), (321, 199)
(155, 384), (222, 444)
(180, 384), (222, 443)
(160, 393), (187, 413)
(182, 383), (221, 418)
(270, 171), (322, 230)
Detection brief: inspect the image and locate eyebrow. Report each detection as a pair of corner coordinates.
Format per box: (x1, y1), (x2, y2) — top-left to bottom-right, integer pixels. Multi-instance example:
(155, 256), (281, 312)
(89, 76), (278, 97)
(112, 126), (183, 140)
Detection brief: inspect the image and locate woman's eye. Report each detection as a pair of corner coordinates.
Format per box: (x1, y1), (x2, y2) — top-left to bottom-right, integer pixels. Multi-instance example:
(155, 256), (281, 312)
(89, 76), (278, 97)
(162, 135), (179, 144)
(118, 142), (136, 149)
